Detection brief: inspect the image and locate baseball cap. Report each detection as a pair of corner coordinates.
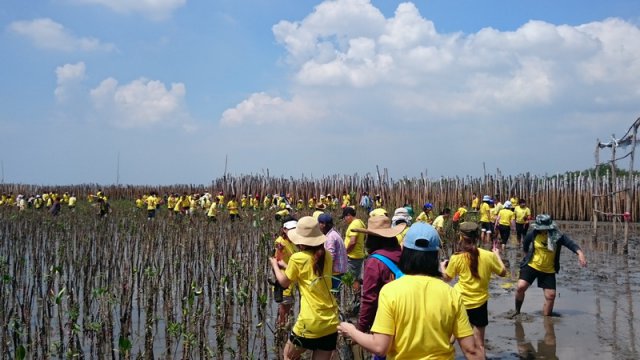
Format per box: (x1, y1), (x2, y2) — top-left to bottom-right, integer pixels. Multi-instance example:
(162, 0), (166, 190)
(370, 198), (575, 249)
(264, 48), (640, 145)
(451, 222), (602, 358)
(317, 213), (333, 224)
(403, 222), (440, 252)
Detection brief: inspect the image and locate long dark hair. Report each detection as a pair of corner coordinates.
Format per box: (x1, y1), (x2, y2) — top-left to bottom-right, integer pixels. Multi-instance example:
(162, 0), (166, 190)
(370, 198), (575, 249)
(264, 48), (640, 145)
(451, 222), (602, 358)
(459, 235), (480, 279)
(366, 234), (400, 253)
(399, 248), (441, 277)
(300, 244), (326, 276)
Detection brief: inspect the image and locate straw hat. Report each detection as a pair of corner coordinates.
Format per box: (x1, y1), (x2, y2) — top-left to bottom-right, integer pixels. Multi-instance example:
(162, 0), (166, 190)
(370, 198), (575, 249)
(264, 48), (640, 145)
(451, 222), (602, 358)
(352, 215), (406, 238)
(287, 216), (326, 246)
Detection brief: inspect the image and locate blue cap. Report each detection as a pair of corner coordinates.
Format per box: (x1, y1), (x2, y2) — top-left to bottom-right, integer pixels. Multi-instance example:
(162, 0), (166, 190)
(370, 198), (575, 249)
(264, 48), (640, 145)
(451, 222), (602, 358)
(403, 223), (440, 252)
(423, 203), (433, 210)
(318, 213), (333, 224)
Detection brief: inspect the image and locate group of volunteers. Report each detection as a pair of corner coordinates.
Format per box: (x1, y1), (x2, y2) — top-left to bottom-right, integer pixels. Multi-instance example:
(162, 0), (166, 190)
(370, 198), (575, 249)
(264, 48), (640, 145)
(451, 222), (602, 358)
(266, 195), (588, 360)
(0, 190), (92, 216)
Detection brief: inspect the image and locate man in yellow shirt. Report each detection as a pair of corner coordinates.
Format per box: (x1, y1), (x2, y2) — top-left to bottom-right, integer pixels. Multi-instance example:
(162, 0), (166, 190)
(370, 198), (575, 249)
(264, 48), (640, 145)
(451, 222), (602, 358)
(146, 192), (159, 220)
(341, 207), (366, 293)
(495, 201), (515, 250)
(471, 193), (479, 211)
(515, 215), (587, 316)
(68, 194), (77, 210)
(514, 199), (532, 244)
(227, 195), (239, 221)
(479, 195), (493, 244)
(416, 203), (435, 224)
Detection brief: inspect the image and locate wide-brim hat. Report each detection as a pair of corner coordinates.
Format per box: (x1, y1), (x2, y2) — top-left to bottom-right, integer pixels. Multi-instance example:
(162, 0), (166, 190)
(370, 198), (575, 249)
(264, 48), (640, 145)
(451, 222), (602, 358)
(531, 214), (558, 231)
(287, 216), (326, 246)
(352, 215), (406, 238)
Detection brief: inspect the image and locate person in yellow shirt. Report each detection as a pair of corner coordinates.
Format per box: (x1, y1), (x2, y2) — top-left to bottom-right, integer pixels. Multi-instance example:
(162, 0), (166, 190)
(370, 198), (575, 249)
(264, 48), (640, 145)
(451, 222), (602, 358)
(341, 207), (366, 293)
(341, 190), (351, 208)
(312, 203), (326, 219)
(207, 201), (217, 222)
(308, 196), (316, 209)
(296, 199), (304, 211)
(442, 222), (507, 358)
(146, 192), (159, 220)
(415, 203), (435, 224)
(135, 196), (144, 209)
(471, 192), (479, 211)
(368, 207), (388, 217)
(68, 194), (77, 210)
(273, 219), (299, 330)
(479, 195), (493, 244)
(494, 201), (515, 250)
(240, 194), (248, 209)
(269, 216), (339, 360)
(432, 208), (451, 256)
(227, 196), (239, 221)
(374, 194), (383, 208)
(251, 194), (260, 210)
(514, 199), (532, 245)
(515, 215), (587, 316)
(338, 222), (482, 360)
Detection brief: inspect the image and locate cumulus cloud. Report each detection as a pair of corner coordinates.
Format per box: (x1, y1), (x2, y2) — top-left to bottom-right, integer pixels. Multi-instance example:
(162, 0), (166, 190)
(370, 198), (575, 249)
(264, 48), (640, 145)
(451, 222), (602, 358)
(90, 77), (187, 128)
(8, 18), (116, 52)
(223, 0), (640, 128)
(73, 0), (186, 21)
(55, 62), (86, 102)
(220, 92), (323, 126)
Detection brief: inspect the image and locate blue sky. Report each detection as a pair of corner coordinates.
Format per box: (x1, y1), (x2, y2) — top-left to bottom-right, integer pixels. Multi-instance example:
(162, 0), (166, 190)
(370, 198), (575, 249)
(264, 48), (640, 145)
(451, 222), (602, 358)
(1, 0), (639, 185)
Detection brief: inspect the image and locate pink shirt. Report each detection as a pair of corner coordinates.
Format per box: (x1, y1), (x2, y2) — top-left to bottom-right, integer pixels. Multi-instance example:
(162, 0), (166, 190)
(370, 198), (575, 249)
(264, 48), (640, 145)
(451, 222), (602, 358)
(324, 228), (348, 275)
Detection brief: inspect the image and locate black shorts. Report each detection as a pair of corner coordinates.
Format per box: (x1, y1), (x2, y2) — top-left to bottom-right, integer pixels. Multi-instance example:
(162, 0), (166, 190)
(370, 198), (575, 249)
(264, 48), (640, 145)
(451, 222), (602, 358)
(516, 223), (528, 239)
(519, 265), (556, 290)
(147, 209), (156, 218)
(480, 221), (493, 233)
(498, 225), (510, 244)
(466, 301), (488, 327)
(289, 331), (337, 351)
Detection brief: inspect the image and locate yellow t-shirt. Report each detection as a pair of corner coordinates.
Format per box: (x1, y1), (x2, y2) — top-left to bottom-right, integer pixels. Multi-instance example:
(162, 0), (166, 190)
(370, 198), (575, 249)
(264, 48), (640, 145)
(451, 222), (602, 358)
(312, 210), (324, 219)
(207, 203), (217, 217)
(529, 233), (556, 273)
(371, 275), (473, 359)
(396, 226), (410, 246)
(497, 208), (515, 226)
(456, 207), (467, 219)
(285, 251), (338, 338)
(479, 202), (491, 223)
(227, 200), (239, 215)
(445, 248), (504, 309)
(275, 236), (298, 297)
(345, 218), (366, 259)
(416, 211), (434, 224)
(432, 215), (445, 231)
(146, 196), (158, 211)
(471, 197), (479, 209)
(514, 206), (531, 224)
(68, 196), (77, 207)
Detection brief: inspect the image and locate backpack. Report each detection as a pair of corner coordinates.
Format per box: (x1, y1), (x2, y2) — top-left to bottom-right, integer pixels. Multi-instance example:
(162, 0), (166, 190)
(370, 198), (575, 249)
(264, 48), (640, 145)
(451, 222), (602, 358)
(370, 254), (404, 280)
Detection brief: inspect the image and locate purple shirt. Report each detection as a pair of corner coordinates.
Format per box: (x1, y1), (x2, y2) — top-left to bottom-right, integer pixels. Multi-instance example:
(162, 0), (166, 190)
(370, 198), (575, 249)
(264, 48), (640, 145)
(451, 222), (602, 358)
(359, 247), (402, 332)
(324, 228), (348, 275)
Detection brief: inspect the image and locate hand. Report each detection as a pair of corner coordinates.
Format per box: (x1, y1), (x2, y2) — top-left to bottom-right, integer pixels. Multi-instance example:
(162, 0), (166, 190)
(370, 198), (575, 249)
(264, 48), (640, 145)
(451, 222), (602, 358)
(492, 247), (501, 256)
(338, 322), (356, 338)
(578, 252), (587, 267)
(268, 257), (279, 269)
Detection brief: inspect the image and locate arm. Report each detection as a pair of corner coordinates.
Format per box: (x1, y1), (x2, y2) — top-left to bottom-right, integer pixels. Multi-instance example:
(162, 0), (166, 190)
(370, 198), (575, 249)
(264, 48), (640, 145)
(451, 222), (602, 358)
(522, 231), (534, 254)
(492, 248), (508, 277)
(440, 259), (452, 282)
(337, 322), (392, 356)
(458, 335), (483, 360)
(558, 235), (587, 267)
(269, 257), (291, 289)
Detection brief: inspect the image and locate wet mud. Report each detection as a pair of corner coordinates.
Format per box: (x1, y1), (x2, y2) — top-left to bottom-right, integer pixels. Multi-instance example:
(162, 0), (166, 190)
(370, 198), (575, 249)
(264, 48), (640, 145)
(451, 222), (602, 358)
(462, 221), (640, 360)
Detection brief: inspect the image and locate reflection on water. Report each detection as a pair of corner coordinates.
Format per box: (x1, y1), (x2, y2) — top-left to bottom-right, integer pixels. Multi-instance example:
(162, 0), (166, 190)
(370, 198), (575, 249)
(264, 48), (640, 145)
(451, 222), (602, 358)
(515, 317), (558, 360)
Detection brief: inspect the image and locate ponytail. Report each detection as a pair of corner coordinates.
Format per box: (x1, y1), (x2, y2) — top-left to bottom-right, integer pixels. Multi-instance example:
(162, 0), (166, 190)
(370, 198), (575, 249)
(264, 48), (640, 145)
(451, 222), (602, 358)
(461, 236), (480, 279)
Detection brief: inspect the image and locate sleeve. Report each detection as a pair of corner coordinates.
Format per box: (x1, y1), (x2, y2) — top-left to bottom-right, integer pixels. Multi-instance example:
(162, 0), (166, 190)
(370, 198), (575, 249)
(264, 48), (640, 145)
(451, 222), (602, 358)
(358, 258), (384, 331)
(559, 234), (581, 254)
(284, 255), (300, 283)
(369, 286), (395, 336)
(523, 231), (535, 253)
(325, 238), (337, 258)
(452, 290), (474, 339)
(444, 255), (459, 279)
(490, 252), (504, 275)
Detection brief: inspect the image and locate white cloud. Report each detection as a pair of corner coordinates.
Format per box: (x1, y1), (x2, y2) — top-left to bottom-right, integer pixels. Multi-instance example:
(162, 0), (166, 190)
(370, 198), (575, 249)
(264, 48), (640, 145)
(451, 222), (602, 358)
(55, 62), (86, 102)
(224, 0), (640, 128)
(8, 18), (116, 52)
(90, 77), (187, 128)
(221, 92), (323, 127)
(73, 0), (186, 21)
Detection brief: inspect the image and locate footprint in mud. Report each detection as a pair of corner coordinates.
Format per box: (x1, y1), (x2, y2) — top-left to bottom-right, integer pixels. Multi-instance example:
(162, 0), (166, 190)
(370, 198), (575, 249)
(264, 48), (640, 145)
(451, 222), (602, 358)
(502, 310), (535, 322)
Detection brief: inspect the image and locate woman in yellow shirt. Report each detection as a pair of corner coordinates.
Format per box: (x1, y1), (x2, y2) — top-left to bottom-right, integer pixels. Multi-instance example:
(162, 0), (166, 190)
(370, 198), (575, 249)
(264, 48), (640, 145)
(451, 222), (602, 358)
(337, 223), (481, 359)
(269, 217), (338, 360)
(442, 222), (507, 358)
(494, 201), (515, 250)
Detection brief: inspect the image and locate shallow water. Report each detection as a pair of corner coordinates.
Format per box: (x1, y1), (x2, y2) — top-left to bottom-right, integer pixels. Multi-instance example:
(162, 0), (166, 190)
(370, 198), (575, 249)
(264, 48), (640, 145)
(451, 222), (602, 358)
(459, 222), (640, 360)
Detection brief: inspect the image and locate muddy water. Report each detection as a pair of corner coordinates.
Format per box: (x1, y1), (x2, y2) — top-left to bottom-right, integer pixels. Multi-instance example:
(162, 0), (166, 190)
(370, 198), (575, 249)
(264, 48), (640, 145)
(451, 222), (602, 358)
(463, 222), (640, 360)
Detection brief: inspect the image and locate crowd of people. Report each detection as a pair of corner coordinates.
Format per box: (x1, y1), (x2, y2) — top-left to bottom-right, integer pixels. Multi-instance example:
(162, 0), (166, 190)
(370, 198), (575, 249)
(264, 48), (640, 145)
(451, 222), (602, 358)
(1, 187), (589, 359)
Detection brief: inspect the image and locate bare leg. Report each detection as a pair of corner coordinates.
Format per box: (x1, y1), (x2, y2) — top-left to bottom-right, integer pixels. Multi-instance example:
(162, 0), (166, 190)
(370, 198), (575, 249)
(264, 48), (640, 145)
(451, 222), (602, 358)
(312, 349), (333, 360)
(515, 279), (531, 314)
(473, 325), (487, 359)
(284, 340), (306, 360)
(542, 289), (556, 316)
